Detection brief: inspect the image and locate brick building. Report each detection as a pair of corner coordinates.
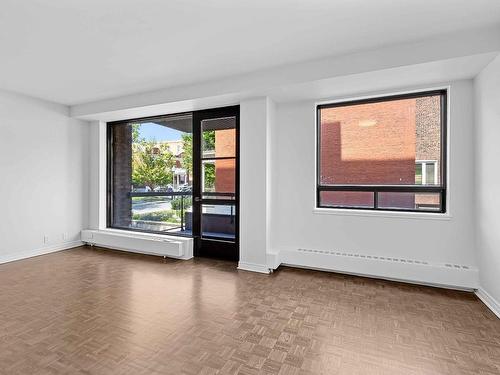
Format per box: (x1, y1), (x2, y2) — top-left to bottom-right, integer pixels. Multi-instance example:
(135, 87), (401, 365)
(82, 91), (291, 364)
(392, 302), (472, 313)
(320, 97), (441, 209)
(214, 128), (236, 193)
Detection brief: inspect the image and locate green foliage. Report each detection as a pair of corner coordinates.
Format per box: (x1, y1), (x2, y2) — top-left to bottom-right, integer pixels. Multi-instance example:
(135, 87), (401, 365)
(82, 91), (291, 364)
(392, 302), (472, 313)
(132, 141), (174, 190)
(171, 196), (192, 211)
(203, 130), (215, 151)
(132, 210), (179, 223)
(204, 163), (215, 190)
(131, 123), (141, 143)
(181, 133), (193, 175)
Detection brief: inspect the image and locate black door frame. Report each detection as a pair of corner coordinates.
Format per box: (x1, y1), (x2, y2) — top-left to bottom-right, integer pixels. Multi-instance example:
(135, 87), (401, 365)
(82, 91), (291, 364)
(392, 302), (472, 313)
(192, 105), (240, 261)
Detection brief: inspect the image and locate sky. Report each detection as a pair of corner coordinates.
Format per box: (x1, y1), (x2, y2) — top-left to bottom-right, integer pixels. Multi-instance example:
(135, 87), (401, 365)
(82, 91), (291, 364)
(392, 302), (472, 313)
(138, 122), (184, 141)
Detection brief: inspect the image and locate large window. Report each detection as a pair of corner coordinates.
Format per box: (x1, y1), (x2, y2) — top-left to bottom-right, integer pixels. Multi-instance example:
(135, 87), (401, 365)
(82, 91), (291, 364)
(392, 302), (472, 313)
(108, 113), (194, 235)
(317, 90), (447, 213)
(107, 108), (239, 240)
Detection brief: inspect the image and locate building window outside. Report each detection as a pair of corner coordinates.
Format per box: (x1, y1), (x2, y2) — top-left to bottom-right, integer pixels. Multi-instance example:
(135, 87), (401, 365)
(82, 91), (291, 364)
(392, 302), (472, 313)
(317, 90), (446, 213)
(415, 160), (438, 185)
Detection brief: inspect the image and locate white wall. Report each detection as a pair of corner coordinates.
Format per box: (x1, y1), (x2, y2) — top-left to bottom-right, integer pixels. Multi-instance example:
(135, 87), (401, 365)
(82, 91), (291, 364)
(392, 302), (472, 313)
(271, 80), (477, 272)
(0, 90), (89, 262)
(474, 55), (500, 308)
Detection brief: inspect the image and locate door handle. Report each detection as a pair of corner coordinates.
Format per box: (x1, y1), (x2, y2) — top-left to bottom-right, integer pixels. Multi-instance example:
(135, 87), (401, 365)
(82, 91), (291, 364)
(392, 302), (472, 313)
(194, 197), (201, 202)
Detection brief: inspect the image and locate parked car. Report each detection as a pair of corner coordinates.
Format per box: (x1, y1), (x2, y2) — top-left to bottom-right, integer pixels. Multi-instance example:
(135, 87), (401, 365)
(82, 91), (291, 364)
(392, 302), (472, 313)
(178, 184), (192, 193)
(153, 185), (175, 193)
(133, 186), (151, 193)
(153, 185), (174, 193)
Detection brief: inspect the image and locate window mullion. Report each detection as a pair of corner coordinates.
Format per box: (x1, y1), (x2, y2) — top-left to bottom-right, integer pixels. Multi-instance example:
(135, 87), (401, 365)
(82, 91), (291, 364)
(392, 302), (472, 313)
(422, 163), (427, 185)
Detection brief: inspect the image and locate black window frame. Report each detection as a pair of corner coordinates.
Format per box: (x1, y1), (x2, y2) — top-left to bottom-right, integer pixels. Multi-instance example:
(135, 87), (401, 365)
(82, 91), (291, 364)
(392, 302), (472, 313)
(316, 89), (447, 214)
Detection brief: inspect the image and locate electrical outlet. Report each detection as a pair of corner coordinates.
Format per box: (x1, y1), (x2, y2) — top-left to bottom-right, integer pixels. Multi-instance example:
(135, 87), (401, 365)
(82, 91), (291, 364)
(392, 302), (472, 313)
(44, 235), (49, 244)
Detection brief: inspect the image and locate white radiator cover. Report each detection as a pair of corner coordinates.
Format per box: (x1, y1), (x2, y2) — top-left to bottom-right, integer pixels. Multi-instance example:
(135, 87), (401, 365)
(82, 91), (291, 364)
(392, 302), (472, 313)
(81, 229), (193, 260)
(278, 248), (479, 290)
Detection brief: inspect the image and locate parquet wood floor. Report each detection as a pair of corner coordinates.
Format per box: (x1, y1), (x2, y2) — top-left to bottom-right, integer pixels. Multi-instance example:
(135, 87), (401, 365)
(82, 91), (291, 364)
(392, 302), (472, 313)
(0, 246), (498, 374)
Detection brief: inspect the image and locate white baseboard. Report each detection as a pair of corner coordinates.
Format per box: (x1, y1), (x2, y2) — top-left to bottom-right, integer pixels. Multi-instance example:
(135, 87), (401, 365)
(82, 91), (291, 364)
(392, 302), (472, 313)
(475, 288), (500, 319)
(0, 240), (83, 265)
(278, 248), (479, 290)
(238, 261), (271, 274)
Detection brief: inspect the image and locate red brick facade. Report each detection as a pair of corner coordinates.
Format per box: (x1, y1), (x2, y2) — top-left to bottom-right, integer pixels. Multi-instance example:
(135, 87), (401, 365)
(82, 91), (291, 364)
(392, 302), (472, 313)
(112, 124), (133, 226)
(320, 97), (441, 209)
(215, 128), (236, 193)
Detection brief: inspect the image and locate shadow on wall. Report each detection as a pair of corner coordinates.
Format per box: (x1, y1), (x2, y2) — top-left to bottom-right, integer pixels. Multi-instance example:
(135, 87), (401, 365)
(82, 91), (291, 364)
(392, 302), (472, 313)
(320, 120), (416, 209)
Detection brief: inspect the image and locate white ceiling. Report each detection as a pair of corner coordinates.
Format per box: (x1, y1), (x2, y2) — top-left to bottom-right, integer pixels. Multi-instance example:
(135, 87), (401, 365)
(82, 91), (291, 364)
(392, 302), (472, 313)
(1, 0), (500, 106)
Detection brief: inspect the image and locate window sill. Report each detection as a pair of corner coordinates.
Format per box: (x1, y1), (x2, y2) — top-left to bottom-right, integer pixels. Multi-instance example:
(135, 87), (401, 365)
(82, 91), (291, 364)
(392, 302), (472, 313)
(312, 207), (452, 220)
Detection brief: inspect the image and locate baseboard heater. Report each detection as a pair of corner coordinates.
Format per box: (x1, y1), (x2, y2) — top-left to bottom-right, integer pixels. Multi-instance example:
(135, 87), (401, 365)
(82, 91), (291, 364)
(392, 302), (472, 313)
(279, 248), (479, 290)
(81, 229), (193, 260)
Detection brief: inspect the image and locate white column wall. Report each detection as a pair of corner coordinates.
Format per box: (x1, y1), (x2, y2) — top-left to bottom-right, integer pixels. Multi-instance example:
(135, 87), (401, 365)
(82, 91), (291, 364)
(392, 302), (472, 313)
(87, 121), (107, 230)
(238, 97), (274, 273)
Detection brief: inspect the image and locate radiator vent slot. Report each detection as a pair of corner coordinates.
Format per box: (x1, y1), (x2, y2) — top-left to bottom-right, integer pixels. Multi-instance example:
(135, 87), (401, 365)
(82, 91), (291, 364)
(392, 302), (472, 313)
(445, 263), (470, 270)
(297, 248), (470, 270)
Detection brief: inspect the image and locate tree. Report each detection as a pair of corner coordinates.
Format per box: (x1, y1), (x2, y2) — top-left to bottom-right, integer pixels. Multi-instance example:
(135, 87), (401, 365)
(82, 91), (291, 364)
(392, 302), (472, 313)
(132, 141), (174, 190)
(181, 133), (193, 179)
(181, 130), (216, 186)
(131, 123), (142, 143)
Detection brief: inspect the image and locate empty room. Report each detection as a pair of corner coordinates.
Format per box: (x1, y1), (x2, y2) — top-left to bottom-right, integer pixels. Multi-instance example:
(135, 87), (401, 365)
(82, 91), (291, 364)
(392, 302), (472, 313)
(1, 1), (500, 374)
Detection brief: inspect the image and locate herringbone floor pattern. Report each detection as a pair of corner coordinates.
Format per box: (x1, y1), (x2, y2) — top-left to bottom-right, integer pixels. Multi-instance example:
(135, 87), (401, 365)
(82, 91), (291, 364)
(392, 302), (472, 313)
(0, 246), (498, 374)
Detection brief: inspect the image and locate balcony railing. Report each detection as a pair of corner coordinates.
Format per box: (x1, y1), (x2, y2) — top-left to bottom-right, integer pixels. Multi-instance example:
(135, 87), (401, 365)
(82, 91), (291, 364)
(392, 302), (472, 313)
(128, 191), (236, 236)
(130, 191), (192, 233)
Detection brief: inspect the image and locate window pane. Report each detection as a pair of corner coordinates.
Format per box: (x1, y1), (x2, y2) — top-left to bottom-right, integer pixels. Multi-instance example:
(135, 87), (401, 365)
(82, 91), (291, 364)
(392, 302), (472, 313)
(425, 162), (436, 185)
(319, 94), (442, 185)
(110, 114), (193, 235)
(319, 191), (374, 208)
(131, 194), (191, 233)
(202, 116), (236, 158)
(202, 158), (236, 197)
(377, 192), (441, 211)
(415, 163), (422, 184)
(201, 204), (236, 240)
(203, 161), (216, 192)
